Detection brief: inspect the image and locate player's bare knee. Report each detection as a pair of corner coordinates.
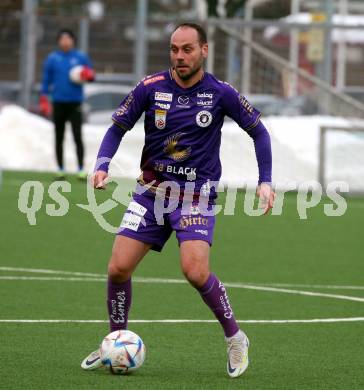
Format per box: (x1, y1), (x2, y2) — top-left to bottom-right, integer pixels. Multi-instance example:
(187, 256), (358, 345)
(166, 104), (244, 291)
(108, 256), (133, 282)
(185, 269), (209, 288)
(181, 261), (209, 288)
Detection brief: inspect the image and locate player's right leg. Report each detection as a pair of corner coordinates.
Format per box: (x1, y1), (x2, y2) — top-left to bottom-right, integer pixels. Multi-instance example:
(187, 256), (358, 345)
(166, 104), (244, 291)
(107, 235), (151, 330)
(81, 236), (151, 370)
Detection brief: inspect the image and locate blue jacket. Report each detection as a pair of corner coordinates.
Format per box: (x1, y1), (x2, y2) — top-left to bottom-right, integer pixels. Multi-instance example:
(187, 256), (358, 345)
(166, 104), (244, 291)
(41, 49), (93, 103)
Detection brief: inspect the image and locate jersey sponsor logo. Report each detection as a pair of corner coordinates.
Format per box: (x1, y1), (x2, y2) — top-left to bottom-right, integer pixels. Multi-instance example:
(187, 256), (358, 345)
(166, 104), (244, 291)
(143, 75), (165, 85)
(155, 91), (173, 102)
(195, 229), (208, 236)
(155, 102), (171, 110)
(127, 201), (147, 216)
(120, 213), (142, 231)
(197, 100), (213, 107)
(197, 92), (213, 99)
(166, 165), (196, 176)
(155, 109), (167, 129)
(179, 215), (209, 229)
(239, 95), (254, 114)
(153, 162), (197, 179)
(164, 132), (191, 162)
(177, 95), (189, 105)
(196, 110), (213, 127)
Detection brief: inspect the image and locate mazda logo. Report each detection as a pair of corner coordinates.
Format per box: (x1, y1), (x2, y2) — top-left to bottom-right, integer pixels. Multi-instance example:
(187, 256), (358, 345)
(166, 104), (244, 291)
(178, 96), (189, 105)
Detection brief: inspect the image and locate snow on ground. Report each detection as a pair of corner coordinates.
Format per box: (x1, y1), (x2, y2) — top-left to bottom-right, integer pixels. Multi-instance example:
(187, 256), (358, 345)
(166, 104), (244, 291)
(1, 105), (363, 190)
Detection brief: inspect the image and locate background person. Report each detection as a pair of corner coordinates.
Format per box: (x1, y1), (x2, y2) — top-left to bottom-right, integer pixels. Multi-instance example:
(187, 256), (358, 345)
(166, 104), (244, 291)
(39, 28), (95, 179)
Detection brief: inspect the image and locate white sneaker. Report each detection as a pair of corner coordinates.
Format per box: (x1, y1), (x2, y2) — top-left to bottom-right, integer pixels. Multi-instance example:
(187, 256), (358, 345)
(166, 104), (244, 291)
(226, 330), (249, 378)
(81, 349), (103, 370)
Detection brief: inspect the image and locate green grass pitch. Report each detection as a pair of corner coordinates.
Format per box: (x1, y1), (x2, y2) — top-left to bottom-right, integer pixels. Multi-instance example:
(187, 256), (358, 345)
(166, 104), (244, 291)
(0, 170), (363, 389)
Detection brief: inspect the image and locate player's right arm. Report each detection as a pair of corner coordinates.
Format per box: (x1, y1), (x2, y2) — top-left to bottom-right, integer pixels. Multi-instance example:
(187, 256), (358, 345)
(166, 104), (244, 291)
(93, 81), (148, 189)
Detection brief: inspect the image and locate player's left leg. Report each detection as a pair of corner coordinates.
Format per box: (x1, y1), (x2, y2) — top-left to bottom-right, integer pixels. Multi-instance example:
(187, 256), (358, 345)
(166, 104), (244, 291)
(52, 102), (66, 175)
(69, 102), (85, 177)
(179, 240), (249, 378)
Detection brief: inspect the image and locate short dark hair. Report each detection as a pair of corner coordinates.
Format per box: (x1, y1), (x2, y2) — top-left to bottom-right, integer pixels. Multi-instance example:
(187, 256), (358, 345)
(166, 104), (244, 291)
(57, 28), (76, 42)
(173, 23), (207, 45)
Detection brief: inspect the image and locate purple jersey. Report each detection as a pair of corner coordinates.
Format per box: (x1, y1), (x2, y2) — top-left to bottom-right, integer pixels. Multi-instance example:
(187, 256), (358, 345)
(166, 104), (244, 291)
(111, 69), (261, 193)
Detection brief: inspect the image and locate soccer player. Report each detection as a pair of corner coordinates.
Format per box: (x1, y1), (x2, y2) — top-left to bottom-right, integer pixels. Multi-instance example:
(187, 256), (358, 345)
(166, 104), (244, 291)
(81, 22), (275, 378)
(40, 29), (95, 179)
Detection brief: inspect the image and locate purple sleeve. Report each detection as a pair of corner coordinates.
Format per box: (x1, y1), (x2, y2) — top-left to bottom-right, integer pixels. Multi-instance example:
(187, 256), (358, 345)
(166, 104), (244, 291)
(248, 120), (272, 184)
(95, 123), (127, 172)
(95, 80), (148, 172)
(221, 83), (261, 131)
(111, 81), (148, 130)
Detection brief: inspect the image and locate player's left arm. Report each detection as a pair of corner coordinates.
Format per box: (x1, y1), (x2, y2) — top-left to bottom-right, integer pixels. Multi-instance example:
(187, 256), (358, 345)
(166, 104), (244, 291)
(222, 84), (275, 214)
(250, 121), (276, 214)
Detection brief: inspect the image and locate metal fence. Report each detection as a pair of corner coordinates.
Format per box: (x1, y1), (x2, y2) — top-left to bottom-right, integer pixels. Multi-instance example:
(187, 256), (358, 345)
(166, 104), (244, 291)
(1, 7), (364, 114)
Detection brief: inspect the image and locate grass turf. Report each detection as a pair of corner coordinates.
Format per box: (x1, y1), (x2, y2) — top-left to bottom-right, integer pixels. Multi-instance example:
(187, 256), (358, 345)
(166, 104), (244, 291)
(0, 170), (363, 389)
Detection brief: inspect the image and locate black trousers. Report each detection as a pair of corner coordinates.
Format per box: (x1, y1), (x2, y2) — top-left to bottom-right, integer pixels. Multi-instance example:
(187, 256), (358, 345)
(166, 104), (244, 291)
(53, 102), (84, 170)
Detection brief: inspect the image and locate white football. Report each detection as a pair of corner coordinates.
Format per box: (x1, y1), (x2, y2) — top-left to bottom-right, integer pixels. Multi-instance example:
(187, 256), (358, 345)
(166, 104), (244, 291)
(69, 65), (86, 84)
(100, 330), (146, 374)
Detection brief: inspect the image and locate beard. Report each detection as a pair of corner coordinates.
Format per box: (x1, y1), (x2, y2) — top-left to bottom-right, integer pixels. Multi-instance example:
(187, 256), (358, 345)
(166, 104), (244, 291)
(174, 60), (203, 81)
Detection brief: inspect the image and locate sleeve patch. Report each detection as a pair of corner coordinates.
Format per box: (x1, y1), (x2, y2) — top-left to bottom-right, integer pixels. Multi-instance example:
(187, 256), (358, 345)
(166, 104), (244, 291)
(239, 95), (254, 114)
(143, 75), (165, 86)
(114, 92), (134, 116)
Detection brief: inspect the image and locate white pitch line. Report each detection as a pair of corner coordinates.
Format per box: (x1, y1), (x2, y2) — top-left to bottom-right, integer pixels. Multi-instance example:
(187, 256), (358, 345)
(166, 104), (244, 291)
(0, 266), (104, 278)
(0, 276), (106, 282)
(257, 283), (364, 291)
(1, 267), (364, 290)
(134, 277), (186, 284)
(0, 318), (363, 324)
(222, 282), (364, 303)
(1, 267), (364, 303)
(125, 278), (364, 303)
(1, 273), (363, 291)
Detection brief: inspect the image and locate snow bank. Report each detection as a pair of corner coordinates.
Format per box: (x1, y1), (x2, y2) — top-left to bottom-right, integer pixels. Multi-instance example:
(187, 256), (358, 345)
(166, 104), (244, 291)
(1, 105), (363, 190)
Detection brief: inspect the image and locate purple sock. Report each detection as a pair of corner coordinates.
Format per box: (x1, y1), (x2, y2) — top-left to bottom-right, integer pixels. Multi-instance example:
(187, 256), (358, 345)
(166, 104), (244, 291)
(107, 278), (131, 332)
(197, 273), (239, 337)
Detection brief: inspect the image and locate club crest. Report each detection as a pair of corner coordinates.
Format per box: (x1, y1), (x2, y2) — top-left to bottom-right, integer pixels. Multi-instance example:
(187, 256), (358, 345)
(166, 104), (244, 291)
(155, 109), (167, 129)
(196, 110), (212, 128)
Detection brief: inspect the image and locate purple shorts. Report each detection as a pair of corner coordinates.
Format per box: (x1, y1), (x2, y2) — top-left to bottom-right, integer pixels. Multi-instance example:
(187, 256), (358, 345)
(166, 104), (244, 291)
(117, 190), (215, 252)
